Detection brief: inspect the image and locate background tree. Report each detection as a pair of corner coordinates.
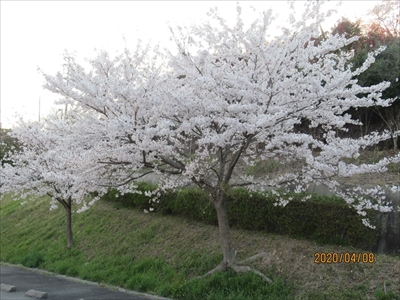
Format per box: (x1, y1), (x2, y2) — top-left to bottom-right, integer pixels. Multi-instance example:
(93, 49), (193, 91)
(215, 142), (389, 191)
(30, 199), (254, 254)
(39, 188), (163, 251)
(364, 0), (400, 150)
(351, 38), (400, 150)
(41, 3), (400, 280)
(330, 1), (400, 149)
(0, 128), (21, 167)
(0, 115), (108, 248)
(367, 0), (400, 38)
(331, 17), (364, 51)
(40, 45), (166, 193)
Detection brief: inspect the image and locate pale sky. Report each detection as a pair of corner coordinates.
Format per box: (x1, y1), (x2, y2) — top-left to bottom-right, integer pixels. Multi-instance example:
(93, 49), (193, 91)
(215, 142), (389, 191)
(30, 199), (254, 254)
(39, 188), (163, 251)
(0, 1), (382, 128)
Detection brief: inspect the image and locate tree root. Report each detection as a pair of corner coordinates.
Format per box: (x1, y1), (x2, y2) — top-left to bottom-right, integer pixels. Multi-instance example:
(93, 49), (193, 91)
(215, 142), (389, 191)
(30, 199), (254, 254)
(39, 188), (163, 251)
(231, 264), (273, 283)
(197, 252), (272, 283)
(238, 251), (269, 265)
(197, 264), (223, 279)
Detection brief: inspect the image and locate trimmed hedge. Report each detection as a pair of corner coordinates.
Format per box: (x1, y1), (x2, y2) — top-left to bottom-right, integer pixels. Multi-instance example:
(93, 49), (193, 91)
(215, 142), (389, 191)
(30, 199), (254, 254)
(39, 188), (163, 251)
(225, 189), (378, 249)
(102, 183), (379, 250)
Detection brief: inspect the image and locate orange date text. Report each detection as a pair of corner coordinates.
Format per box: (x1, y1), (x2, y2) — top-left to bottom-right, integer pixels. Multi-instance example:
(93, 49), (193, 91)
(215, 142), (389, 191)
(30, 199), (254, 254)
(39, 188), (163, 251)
(314, 252), (375, 264)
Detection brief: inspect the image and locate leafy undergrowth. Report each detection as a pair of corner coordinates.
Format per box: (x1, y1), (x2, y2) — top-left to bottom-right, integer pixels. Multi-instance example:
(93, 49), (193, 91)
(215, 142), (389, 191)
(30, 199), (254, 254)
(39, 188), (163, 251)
(1, 193), (399, 299)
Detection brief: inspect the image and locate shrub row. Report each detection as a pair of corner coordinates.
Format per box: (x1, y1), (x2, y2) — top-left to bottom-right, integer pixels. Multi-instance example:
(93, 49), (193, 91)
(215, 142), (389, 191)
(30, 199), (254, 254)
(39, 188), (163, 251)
(102, 182), (379, 250)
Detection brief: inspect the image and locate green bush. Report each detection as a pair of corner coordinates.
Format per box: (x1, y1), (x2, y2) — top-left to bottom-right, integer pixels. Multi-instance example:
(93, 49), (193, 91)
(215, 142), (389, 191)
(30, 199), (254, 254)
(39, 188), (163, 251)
(103, 182), (157, 210)
(166, 188), (216, 225)
(102, 184), (379, 250)
(225, 189), (378, 248)
(226, 189), (282, 232)
(280, 195), (378, 248)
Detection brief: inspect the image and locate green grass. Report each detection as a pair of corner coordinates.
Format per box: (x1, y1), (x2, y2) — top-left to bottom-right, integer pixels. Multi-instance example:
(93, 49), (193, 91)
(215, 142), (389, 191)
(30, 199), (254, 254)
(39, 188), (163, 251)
(172, 270), (292, 300)
(1, 193), (399, 299)
(387, 161), (400, 174)
(0, 193), (292, 298)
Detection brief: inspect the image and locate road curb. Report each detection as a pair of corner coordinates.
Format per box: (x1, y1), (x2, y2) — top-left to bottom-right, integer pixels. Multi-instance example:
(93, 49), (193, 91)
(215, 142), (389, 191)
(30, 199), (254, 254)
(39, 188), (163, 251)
(1, 283), (16, 292)
(25, 289), (48, 299)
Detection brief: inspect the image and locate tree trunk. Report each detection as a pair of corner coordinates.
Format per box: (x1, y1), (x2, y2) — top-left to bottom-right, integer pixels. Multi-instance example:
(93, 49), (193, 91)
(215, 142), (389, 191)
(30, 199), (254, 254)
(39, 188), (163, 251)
(199, 189), (273, 283)
(393, 135), (398, 151)
(65, 198), (73, 248)
(213, 192), (235, 270)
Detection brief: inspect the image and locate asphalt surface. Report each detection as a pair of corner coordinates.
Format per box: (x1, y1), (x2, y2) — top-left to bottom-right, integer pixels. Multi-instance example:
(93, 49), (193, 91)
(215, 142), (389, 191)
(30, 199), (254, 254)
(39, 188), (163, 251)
(0, 264), (170, 300)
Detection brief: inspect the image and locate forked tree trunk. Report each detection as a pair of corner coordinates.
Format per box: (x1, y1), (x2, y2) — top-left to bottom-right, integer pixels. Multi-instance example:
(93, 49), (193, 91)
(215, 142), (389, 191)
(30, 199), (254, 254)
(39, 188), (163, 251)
(64, 198), (73, 248)
(213, 192), (235, 269)
(200, 189), (272, 283)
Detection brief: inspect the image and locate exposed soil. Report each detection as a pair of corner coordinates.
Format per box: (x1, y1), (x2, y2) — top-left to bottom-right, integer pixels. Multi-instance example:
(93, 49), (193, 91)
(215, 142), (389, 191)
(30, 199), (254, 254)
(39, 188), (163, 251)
(230, 229), (400, 299)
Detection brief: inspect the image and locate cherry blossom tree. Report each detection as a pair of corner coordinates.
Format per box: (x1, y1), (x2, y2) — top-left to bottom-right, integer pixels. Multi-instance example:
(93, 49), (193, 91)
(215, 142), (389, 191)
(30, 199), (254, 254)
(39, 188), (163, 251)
(41, 2), (399, 280)
(367, 0), (400, 38)
(40, 44), (167, 193)
(0, 115), (109, 248)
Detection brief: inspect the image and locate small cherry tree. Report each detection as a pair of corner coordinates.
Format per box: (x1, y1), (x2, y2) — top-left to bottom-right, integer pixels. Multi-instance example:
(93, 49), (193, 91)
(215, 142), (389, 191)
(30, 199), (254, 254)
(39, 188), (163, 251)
(41, 3), (399, 280)
(0, 115), (108, 248)
(40, 44), (167, 192)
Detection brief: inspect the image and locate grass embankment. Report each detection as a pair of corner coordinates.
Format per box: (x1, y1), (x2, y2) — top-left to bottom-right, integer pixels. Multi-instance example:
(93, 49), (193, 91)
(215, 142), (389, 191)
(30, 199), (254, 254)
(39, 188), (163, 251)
(1, 193), (399, 299)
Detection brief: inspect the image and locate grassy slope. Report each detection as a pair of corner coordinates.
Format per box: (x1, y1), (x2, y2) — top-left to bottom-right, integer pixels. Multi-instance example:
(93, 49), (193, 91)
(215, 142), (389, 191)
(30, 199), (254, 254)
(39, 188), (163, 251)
(1, 193), (399, 299)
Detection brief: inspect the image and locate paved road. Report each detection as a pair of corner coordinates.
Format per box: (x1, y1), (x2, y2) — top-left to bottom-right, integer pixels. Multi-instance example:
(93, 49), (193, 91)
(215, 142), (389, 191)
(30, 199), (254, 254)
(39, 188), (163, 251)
(0, 264), (170, 300)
